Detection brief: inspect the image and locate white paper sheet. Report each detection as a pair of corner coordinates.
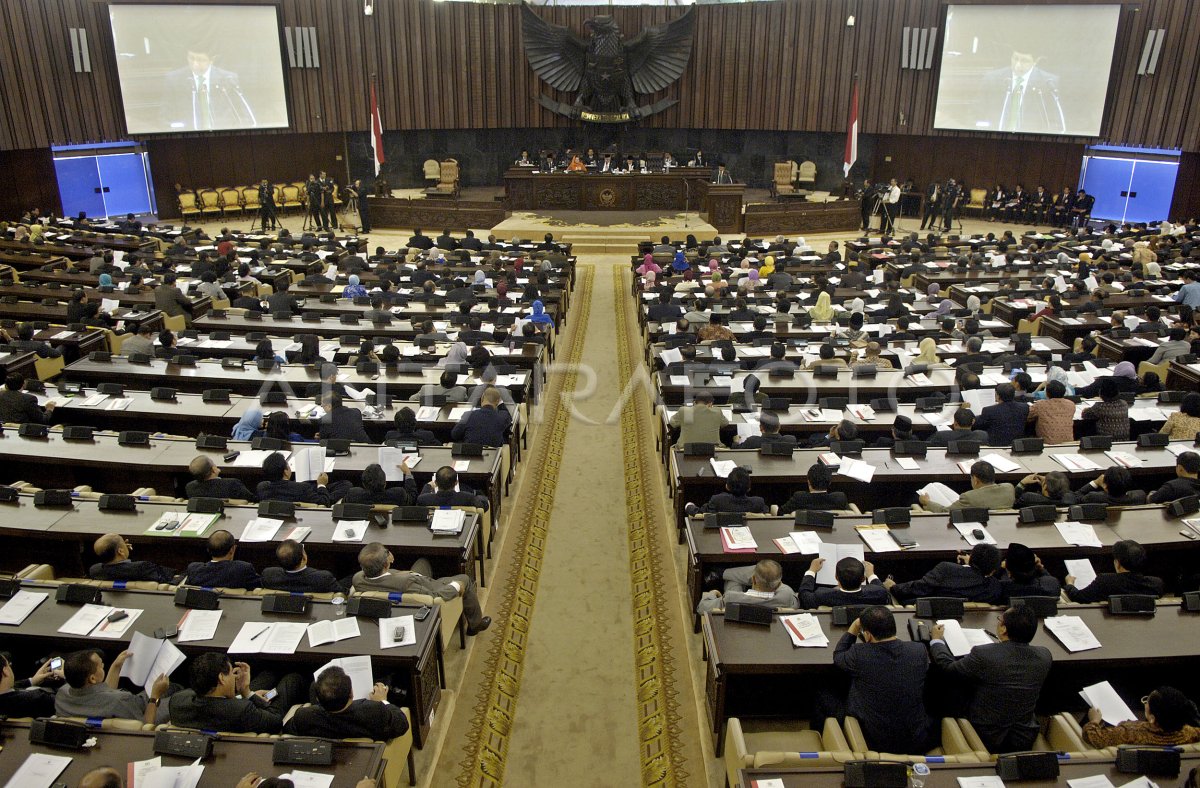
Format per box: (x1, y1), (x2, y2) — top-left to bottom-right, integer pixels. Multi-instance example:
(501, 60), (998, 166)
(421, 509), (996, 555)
(1044, 615), (1103, 652)
(380, 614), (417, 649)
(229, 621), (274, 654)
(856, 525), (902, 552)
(1079, 680), (1138, 725)
(918, 482), (960, 508)
(57, 603), (114, 636)
(313, 654), (373, 700)
(937, 619), (994, 657)
(0, 590), (48, 626)
(779, 613), (829, 647)
(816, 543), (864, 585)
(1066, 777), (1115, 788)
(240, 518), (283, 543)
(277, 772), (334, 788)
(1064, 558), (1098, 590)
(953, 522), (997, 546)
(1055, 521), (1104, 548)
(3, 754), (73, 788)
(261, 621), (309, 654)
(307, 617), (361, 648)
(788, 531), (824, 555)
(333, 521), (369, 543)
(177, 609), (223, 643)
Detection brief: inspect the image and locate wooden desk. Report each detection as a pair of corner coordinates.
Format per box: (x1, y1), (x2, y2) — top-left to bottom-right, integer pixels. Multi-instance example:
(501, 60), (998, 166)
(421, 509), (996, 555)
(1040, 316), (1113, 345)
(31, 327), (108, 362)
(738, 754), (1200, 788)
(703, 601), (1198, 753)
(684, 506), (1199, 624)
(367, 196), (508, 232)
(3, 584), (444, 747)
(0, 723), (384, 786)
(195, 313), (424, 341)
(0, 349), (37, 379)
(0, 433), (506, 523)
(670, 442), (1183, 533)
(0, 494), (484, 586)
(503, 168), (712, 212)
(1167, 360), (1200, 391)
(61, 357), (533, 403)
(742, 201), (862, 236)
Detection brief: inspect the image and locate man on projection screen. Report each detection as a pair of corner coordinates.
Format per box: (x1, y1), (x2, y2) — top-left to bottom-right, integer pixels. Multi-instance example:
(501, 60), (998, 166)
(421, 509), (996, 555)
(977, 49), (1065, 134)
(161, 45), (256, 131)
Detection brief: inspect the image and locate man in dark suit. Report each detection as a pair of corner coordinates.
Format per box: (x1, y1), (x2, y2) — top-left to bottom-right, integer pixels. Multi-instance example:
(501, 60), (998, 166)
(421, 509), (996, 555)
(777, 463), (849, 514)
(407, 229), (434, 250)
(798, 557), (890, 609)
(1063, 539), (1165, 603)
(352, 542), (491, 635)
(167, 652), (306, 734)
(459, 230), (484, 252)
(824, 606), (932, 754)
(976, 51), (1064, 134)
(283, 666), (408, 740)
(89, 533), (175, 584)
(161, 48), (255, 131)
(183, 530), (261, 591)
(257, 180), (278, 230)
(319, 393), (371, 443)
(450, 387), (512, 447)
(185, 456), (258, 502)
(416, 466), (491, 511)
(885, 543), (1004, 604)
(920, 181), (943, 231)
(154, 272), (193, 322)
(342, 462), (418, 507)
(434, 229), (458, 250)
(929, 605), (1052, 752)
(0, 373), (55, 424)
(921, 407), (988, 446)
(256, 451), (345, 505)
(1147, 451), (1200, 504)
(683, 467), (769, 515)
(973, 383), (1030, 446)
(735, 412), (798, 451)
(261, 540), (343, 594)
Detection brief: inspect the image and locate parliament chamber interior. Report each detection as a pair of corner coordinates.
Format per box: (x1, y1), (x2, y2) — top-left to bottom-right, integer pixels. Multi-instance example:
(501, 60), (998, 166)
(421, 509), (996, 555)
(2, 0), (1200, 786)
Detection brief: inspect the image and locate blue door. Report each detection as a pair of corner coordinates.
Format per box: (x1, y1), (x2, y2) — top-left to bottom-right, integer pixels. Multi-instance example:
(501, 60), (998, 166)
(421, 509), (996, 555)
(1124, 160), (1178, 225)
(97, 153), (154, 216)
(54, 156), (107, 219)
(1080, 156), (1133, 223)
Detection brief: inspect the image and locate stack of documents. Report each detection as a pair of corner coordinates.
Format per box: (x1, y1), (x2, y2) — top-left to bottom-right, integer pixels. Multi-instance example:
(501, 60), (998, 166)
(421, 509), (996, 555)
(953, 522), (997, 546)
(333, 521), (369, 543)
(1064, 559), (1098, 590)
(314, 654), (373, 699)
(708, 459), (738, 478)
(1044, 615), (1103, 652)
(307, 618), (361, 648)
(177, 610), (223, 643)
(241, 518), (284, 543)
(0, 590), (47, 626)
(1052, 453), (1103, 472)
(720, 526), (758, 553)
(229, 621), (309, 654)
(780, 613), (829, 648)
(58, 604), (142, 639)
(119, 632), (186, 689)
(380, 615), (417, 649)
(379, 447), (420, 480)
(855, 525), (903, 552)
(144, 511), (220, 538)
(1105, 451), (1143, 468)
(836, 457), (876, 483)
(431, 509), (465, 535)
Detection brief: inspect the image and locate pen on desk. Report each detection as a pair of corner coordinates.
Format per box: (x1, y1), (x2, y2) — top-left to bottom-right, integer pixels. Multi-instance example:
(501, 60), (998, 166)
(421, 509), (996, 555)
(250, 625), (270, 641)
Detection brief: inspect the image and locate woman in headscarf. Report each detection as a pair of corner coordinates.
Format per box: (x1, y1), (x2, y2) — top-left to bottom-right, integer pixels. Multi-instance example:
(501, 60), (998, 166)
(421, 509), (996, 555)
(848, 297), (865, 315)
(641, 269), (657, 291)
(933, 295), (955, 318)
(343, 274), (368, 299)
(739, 268), (760, 292)
(472, 270), (487, 288)
(759, 256), (776, 278)
(670, 251), (690, 273)
(709, 271), (728, 294)
(1075, 360), (1139, 398)
(231, 405), (264, 441)
(1034, 366), (1075, 399)
(440, 341), (470, 369)
(97, 273), (114, 289)
(808, 291), (834, 322)
(674, 269), (698, 293)
(636, 253), (661, 277)
(966, 294), (982, 315)
(527, 299), (555, 329)
(1145, 261), (1162, 279)
(915, 337), (941, 365)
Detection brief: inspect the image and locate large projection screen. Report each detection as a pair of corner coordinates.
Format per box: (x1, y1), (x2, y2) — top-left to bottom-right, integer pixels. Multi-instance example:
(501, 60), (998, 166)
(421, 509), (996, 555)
(933, 4), (1121, 137)
(109, 4), (289, 134)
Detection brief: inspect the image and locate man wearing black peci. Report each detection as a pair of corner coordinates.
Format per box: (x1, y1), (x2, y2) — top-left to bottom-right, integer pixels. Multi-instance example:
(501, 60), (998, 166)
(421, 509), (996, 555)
(257, 179), (278, 230)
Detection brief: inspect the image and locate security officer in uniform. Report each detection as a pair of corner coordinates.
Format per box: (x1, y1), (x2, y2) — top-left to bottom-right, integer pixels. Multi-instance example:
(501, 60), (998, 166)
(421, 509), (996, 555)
(941, 179), (962, 233)
(257, 179), (278, 230)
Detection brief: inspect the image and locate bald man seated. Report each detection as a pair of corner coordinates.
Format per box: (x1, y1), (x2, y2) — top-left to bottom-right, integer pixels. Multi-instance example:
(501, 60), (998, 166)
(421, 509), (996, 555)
(78, 767), (123, 788)
(89, 533), (175, 584)
(185, 455), (258, 502)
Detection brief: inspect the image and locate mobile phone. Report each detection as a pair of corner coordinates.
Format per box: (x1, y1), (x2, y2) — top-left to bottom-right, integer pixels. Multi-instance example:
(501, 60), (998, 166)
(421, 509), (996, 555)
(223, 451), (241, 462)
(393, 626), (407, 642)
(894, 535), (918, 549)
(264, 688), (278, 701)
(49, 657), (63, 672)
(414, 605), (432, 621)
(106, 610), (129, 623)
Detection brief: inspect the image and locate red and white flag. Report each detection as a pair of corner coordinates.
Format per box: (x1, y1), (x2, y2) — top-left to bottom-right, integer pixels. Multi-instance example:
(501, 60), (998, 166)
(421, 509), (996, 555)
(843, 80), (859, 178)
(370, 82), (386, 176)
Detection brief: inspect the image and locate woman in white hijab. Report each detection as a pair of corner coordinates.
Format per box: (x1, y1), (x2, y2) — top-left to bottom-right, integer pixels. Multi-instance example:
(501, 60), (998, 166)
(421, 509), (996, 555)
(439, 342), (470, 368)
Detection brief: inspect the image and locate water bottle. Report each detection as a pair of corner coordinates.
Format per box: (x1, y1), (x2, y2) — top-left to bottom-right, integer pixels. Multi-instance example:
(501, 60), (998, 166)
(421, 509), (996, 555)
(332, 595), (346, 617)
(910, 762), (930, 788)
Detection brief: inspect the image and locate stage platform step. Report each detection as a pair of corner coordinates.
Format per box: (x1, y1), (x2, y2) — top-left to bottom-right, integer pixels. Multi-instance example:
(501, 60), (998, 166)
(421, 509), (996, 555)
(490, 210), (719, 254)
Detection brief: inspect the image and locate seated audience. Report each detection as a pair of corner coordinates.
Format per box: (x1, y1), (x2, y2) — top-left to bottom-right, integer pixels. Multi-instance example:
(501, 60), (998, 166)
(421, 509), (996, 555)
(926, 408), (988, 447)
(450, 387), (512, 447)
(383, 407), (439, 445)
(186, 456), (258, 501)
(416, 465), (490, 511)
(183, 530), (262, 590)
(283, 666), (409, 739)
(1063, 539), (1164, 602)
(885, 543), (1004, 604)
(1013, 472), (1076, 508)
(1073, 466), (1146, 506)
(1026, 380), (1076, 444)
(920, 460), (1015, 512)
(351, 542), (490, 635)
(0, 373), (55, 424)
(56, 649), (170, 724)
(798, 557), (889, 608)
(929, 604), (1052, 753)
(0, 653), (61, 717)
(168, 652), (306, 734)
(1160, 392), (1200, 440)
(1082, 686), (1200, 747)
(696, 559), (797, 613)
(89, 533), (175, 583)
(1148, 450), (1200, 503)
(343, 462), (417, 506)
(822, 606), (932, 754)
(777, 463), (849, 514)
(261, 539), (343, 594)
(974, 383), (1030, 445)
(256, 451), (346, 505)
(684, 466), (769, 515)
(999, 543), (1060, 602)
(1081, 377), (1130, 441)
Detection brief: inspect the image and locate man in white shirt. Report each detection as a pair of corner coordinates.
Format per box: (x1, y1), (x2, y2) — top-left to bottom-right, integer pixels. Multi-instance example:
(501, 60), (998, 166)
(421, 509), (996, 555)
(882, 179), (901, 235)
